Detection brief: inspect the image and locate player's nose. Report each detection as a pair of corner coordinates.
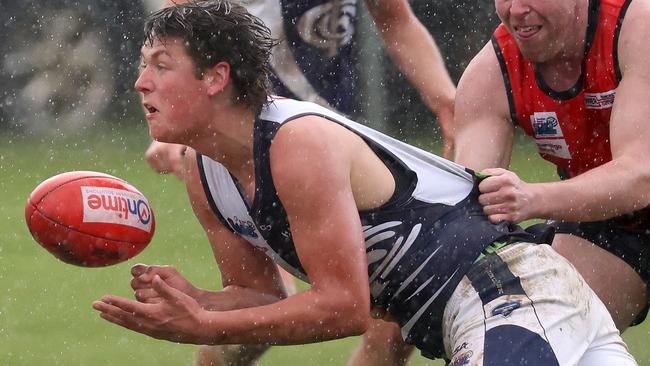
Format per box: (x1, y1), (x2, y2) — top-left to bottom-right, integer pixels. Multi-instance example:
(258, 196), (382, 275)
(135, 69), (153, 94)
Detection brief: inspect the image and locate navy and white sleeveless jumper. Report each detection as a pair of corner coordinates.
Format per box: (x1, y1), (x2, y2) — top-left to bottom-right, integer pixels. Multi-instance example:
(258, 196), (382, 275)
(196, 97), (533, 358)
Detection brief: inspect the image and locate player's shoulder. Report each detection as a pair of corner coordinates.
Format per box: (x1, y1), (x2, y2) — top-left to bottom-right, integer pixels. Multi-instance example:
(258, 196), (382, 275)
(182, 148), (210, 209)
(456, 42), (509, 115)
(459, 41), (502, 86)
(619, 0), (650, 36)
(263, 97), (354, 144)
(272, 113), (356, 157)
(617, 0), (650, 75)
(269, 115), (358, 183)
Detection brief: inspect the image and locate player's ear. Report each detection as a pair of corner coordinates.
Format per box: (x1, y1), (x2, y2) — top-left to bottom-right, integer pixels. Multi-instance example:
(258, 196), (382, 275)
(203, 61), (230, 96)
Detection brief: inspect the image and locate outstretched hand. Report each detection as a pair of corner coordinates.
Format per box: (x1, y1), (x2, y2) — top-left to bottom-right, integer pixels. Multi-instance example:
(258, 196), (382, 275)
(477, 168), (537, 224)
(93, 274), (213, 344)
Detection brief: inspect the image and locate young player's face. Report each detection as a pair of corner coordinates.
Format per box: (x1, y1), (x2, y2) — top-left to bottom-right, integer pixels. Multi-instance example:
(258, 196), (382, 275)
(135, 37), (212, 144)
(495, 0), (584, 63)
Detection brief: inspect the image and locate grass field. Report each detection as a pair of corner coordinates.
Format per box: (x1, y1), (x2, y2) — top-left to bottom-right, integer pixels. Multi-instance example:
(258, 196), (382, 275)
(1, 123), (648, 365)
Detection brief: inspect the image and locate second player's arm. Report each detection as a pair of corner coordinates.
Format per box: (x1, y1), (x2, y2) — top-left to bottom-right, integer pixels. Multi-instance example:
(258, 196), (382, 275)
(365, 0), (456, 155)
(453, 42), (514, 170)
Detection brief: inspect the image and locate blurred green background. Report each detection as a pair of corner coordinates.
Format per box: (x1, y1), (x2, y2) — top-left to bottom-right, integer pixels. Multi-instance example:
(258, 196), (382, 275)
(2, 125), (649, 365)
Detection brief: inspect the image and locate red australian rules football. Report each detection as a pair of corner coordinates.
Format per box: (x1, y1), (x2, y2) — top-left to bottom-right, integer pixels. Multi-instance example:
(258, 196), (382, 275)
(25, 171), (155, 267)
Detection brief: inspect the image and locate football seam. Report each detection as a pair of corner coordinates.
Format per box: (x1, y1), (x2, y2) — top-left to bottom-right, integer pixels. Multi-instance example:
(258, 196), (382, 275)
(27, 202), (151, 245)
(30, 174), (130, 206)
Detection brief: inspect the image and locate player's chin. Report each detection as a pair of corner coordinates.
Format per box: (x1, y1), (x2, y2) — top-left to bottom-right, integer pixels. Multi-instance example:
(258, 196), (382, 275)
(148, 126), (174, 144)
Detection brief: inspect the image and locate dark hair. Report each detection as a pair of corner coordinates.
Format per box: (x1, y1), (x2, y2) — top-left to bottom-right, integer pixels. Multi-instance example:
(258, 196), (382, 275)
(143, 0), (277, 112)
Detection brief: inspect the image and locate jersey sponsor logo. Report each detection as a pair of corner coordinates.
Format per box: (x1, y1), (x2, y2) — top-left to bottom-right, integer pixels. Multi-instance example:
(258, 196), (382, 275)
(227, 216), (259, 238)
(584, 89), (615, 110)
(82, 186), (153, 232)
(535, 139), (572, 159)
(530, 112), (572, 159)
(297, 0), (357, 57)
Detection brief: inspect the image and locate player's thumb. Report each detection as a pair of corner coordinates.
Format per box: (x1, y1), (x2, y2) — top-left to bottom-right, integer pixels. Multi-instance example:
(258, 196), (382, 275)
(152, 274), (184, 300)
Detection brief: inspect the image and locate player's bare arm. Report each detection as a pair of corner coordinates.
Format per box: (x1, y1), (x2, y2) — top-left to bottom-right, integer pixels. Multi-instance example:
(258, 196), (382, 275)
(454, 42), (514, 170)
(365, 0), (456, 157)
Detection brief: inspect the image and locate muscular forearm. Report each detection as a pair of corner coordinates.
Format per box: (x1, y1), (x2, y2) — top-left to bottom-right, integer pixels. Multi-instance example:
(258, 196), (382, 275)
(454, 124), (514, 170)
(195, 285), (283, 311)
(196, 288), (371, 345)
(379, 19), (455, 115)
(529, 156), (650, 221)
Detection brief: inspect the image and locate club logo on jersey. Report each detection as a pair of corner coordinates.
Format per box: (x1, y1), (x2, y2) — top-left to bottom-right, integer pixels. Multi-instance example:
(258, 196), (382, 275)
(584, 90), (615, 109)
(530, 112), (572, 159)
(82, 187), (152, 232)
(297, 0), (357, 57)
(227, 216), (259, 238)
(531, 112), (563, 137)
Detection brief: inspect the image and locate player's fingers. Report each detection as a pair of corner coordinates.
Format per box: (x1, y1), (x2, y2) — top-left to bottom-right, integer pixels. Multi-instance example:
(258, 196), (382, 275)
(131, 264), (150, 277)
(96, 295), (143, 315)
(131, 276), (151, 290)
(134, 288), (160, 302)
(134, 265), (173, 283)
(152, 275), (185, 301)
(97, 309), (129, 329)
(92, 300), (138, 330)
(478, 191), (504, 207)
(482, 202), (512, 217)
(478, 174), (512, 195)
(487, 213), (510, 224)
(141, 296), (164, 304)
(97, 308), (149, 335)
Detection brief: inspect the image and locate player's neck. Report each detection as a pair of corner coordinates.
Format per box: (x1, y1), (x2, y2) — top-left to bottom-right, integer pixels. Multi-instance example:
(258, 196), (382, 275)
(535, 3), (588, 91)
(536, 55), (583, 91)
(190, 101), (257, 172)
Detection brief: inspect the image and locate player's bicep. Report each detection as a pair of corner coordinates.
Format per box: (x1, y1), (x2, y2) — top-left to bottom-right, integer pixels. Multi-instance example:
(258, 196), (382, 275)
(184, 149), (285, 296)
(611, 0), (650, 159)
(454, 43), (514, 170)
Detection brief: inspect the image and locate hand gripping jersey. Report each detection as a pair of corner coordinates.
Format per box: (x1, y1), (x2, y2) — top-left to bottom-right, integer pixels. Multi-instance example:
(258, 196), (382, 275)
(243, 0), (358, 114)
(196, 98), (540, 358)
(493, 0), (649, 229)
